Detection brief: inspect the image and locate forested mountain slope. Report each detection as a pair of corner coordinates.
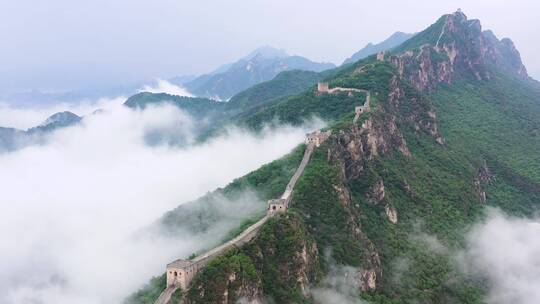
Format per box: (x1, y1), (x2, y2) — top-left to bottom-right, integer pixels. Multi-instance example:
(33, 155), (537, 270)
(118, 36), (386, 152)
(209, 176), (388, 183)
(128, 10), (540, 304)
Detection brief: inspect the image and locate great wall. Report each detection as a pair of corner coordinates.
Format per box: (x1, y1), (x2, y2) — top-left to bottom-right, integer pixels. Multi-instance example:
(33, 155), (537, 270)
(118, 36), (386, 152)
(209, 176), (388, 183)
(154, 83), (370, 304)
(316, 82), (371, 124)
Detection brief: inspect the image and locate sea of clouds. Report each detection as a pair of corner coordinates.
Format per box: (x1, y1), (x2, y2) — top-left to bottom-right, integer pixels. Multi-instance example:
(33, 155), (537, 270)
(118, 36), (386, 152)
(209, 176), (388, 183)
(2, 83), (539, 304)
(0, 95), (322, 304)
(405, 209), (540, 304)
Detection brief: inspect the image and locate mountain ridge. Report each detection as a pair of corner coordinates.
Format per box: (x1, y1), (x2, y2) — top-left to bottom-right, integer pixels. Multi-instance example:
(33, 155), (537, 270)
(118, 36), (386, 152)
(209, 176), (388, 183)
(0, 111), (82, 152)
(182, 46), (335, 100)
(126, 10), (540, 303)
(343, 31), (415, 65)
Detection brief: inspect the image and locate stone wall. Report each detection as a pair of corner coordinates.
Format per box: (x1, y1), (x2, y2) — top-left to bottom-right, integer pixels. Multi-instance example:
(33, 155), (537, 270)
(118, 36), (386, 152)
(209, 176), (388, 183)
(283, 143), (315, 195)
(306, 131), (331, 147)
(164, 215), (271, 294)
(156, 80), (375, 303)
(157, 132), (330, 303)
(353, 91), (371, 123)
(154, 286), (179, 304)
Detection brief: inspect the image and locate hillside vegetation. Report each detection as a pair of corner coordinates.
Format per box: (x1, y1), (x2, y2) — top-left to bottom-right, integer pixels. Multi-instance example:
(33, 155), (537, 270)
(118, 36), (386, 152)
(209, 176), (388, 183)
(128, 10), (540, 304)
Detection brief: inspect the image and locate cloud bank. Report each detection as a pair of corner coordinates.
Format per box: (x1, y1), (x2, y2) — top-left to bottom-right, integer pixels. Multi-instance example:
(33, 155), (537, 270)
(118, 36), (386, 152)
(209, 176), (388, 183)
(0, 100), (322, 304)
(139, 79), (193, 97)
(461, 209), (540, 304)
(0, 97), (126, 130)
(311, 263), (367, 304)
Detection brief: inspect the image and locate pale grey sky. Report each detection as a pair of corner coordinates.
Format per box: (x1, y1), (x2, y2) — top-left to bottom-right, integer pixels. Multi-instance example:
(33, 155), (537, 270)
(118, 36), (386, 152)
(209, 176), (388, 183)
(1, 0), (539, 93)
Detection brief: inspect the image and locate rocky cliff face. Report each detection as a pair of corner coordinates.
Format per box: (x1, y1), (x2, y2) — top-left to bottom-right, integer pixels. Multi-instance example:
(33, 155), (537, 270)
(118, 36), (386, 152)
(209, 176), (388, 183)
(184, 214), (321, 304)
(326, 144), (384, 291)
(390, 10), (529, 92)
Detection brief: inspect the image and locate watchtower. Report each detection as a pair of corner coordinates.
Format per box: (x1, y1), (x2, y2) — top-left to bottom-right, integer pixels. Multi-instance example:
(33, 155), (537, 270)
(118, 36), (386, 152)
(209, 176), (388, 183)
(355, 105), (367, 115)
(317, 82), (329, 93)
(376, 51), (385, 61)
(305, 130), (331, 147)
(166, 259), (199, 290)
(267, 198), (287, 214)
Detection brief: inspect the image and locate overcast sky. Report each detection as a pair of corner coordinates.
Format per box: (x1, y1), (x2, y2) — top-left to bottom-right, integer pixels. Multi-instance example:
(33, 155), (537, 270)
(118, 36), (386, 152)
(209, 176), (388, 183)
(1, 0), (539, 93)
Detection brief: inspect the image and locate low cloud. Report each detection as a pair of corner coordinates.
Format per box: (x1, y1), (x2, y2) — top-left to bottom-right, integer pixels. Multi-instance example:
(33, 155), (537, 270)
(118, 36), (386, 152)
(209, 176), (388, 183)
(0, 97), (125, 130)
(139, 79), (193, 97)
(408, 223), (448, 255)
(0, 99), (323, 304)
(460, 209), (540, 304)
(311, 264), (368, 304)
(310, 251), (368, 304)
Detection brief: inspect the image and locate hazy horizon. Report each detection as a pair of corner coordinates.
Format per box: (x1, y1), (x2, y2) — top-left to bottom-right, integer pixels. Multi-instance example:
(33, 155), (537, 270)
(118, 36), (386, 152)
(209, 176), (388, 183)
(1, 0), (539, 95)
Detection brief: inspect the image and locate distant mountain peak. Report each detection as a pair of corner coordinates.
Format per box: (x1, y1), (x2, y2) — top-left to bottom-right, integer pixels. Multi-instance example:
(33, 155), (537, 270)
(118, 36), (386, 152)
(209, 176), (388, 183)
(387, 10), (529, 91)
(436, 10), (528, 78)
(245, 46), (289, 60)
(343, 31), (415, 65)
(39, 111), (81, 128)
(389, 31), (412, 39)
(183, 46), (335, 100)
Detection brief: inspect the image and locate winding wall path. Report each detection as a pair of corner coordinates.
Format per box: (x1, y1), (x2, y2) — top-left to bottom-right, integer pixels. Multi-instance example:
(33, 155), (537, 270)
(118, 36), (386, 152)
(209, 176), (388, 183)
(155, 138), (320, 304)
(281, 143), (314, 200)
(353, 91), (371, 124)
(155, 84), (371, 303)
(154, 286), (178, 304)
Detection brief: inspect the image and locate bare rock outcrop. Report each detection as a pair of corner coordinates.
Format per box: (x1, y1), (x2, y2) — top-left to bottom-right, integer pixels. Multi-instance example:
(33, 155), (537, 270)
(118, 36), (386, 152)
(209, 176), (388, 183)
(389, 10), (529, 93)
(474, 160), (494, 203)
